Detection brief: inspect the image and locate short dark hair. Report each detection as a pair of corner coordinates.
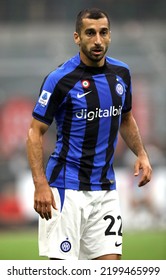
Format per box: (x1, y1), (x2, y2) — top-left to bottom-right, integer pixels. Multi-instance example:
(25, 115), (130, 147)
(75, 8), (110, 34)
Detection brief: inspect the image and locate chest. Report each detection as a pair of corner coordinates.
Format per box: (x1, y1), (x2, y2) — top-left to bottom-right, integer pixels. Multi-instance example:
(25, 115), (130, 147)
(68, 73), (126, 113)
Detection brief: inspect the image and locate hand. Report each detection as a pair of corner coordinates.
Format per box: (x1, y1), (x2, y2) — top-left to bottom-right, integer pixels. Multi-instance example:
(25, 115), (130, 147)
(34, 184), (57, 220)
(134, 154), (152, 187)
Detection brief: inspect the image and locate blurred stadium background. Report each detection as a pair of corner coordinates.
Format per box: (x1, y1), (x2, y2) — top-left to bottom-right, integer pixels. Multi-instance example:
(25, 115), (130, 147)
(0, 0), (166, 259)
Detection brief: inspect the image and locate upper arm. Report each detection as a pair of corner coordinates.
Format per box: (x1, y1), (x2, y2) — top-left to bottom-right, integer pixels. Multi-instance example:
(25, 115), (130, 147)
(120, 110), (132, 126)
(120, 110), (135, 136)
(32, 70), (67, 126)
(27, 117), (49, 139)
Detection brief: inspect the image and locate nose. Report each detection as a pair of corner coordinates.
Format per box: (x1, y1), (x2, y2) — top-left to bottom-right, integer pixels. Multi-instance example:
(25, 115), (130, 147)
(94, 33), (102, 45)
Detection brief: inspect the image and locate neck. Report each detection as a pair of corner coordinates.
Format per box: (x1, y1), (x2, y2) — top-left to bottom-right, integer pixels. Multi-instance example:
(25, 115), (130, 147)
(79, 52), (105, 67)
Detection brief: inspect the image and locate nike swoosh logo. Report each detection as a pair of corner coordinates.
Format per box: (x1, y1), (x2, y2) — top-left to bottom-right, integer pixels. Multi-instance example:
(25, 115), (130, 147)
(77, 90), (92, 98)
(115, 242), (122, 247)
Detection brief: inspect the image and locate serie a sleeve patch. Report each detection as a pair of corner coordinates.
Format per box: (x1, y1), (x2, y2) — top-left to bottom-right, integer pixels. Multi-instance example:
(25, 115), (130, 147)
(38, 90), (52, 107)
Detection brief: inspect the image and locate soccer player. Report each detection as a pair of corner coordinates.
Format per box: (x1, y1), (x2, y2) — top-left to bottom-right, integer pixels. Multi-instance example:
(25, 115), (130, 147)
(26, 8), (152, 260)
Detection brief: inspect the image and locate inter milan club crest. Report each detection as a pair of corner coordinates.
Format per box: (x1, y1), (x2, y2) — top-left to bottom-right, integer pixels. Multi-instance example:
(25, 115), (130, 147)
(60, 239), (71, 253)
(115, 75), (126, 96)
(82, 80), (90, 89)
(115, 83), (124, 96)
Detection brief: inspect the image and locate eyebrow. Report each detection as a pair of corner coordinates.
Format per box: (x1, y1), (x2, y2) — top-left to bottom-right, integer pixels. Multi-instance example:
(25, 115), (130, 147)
(85, 27), (109, 32)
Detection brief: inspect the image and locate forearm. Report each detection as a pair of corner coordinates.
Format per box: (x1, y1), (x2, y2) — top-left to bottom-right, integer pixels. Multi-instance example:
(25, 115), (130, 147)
(120, 111), (152, 186)
(26, 119), (56, 219)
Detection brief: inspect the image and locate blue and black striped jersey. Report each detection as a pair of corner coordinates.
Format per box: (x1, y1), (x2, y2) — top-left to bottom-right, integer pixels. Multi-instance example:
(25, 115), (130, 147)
(33, 53), (132, 191)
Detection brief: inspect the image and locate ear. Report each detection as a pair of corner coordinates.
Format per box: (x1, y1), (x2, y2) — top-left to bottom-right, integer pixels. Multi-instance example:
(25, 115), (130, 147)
(74, 32), (80, 45)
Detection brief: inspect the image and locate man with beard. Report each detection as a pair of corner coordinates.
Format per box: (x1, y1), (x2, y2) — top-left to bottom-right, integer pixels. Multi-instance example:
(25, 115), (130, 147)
(26, 8), (152, 260)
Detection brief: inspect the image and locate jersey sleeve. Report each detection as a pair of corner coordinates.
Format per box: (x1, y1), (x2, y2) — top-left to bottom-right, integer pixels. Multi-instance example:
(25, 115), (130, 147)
(32, 71), (60, 125)
(122, 69), (132, 113)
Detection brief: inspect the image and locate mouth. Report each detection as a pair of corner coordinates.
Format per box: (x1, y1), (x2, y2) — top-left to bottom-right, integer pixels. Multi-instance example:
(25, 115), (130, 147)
(91, 48), (103, 56)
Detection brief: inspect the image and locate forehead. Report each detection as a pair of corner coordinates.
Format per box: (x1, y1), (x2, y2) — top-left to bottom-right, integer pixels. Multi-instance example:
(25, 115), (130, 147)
(81, 17), (109, 31)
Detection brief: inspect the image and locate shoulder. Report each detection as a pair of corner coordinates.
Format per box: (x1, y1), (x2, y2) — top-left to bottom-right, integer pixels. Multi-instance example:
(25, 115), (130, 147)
(46, 54), (81, 82)
(106, 56), (130, 71)
(39, 54), (81, 94)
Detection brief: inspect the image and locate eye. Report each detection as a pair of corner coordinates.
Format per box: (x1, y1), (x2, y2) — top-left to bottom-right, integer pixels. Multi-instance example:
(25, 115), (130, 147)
(101, 29), (109, 37)
(85, 30), (95, 37)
